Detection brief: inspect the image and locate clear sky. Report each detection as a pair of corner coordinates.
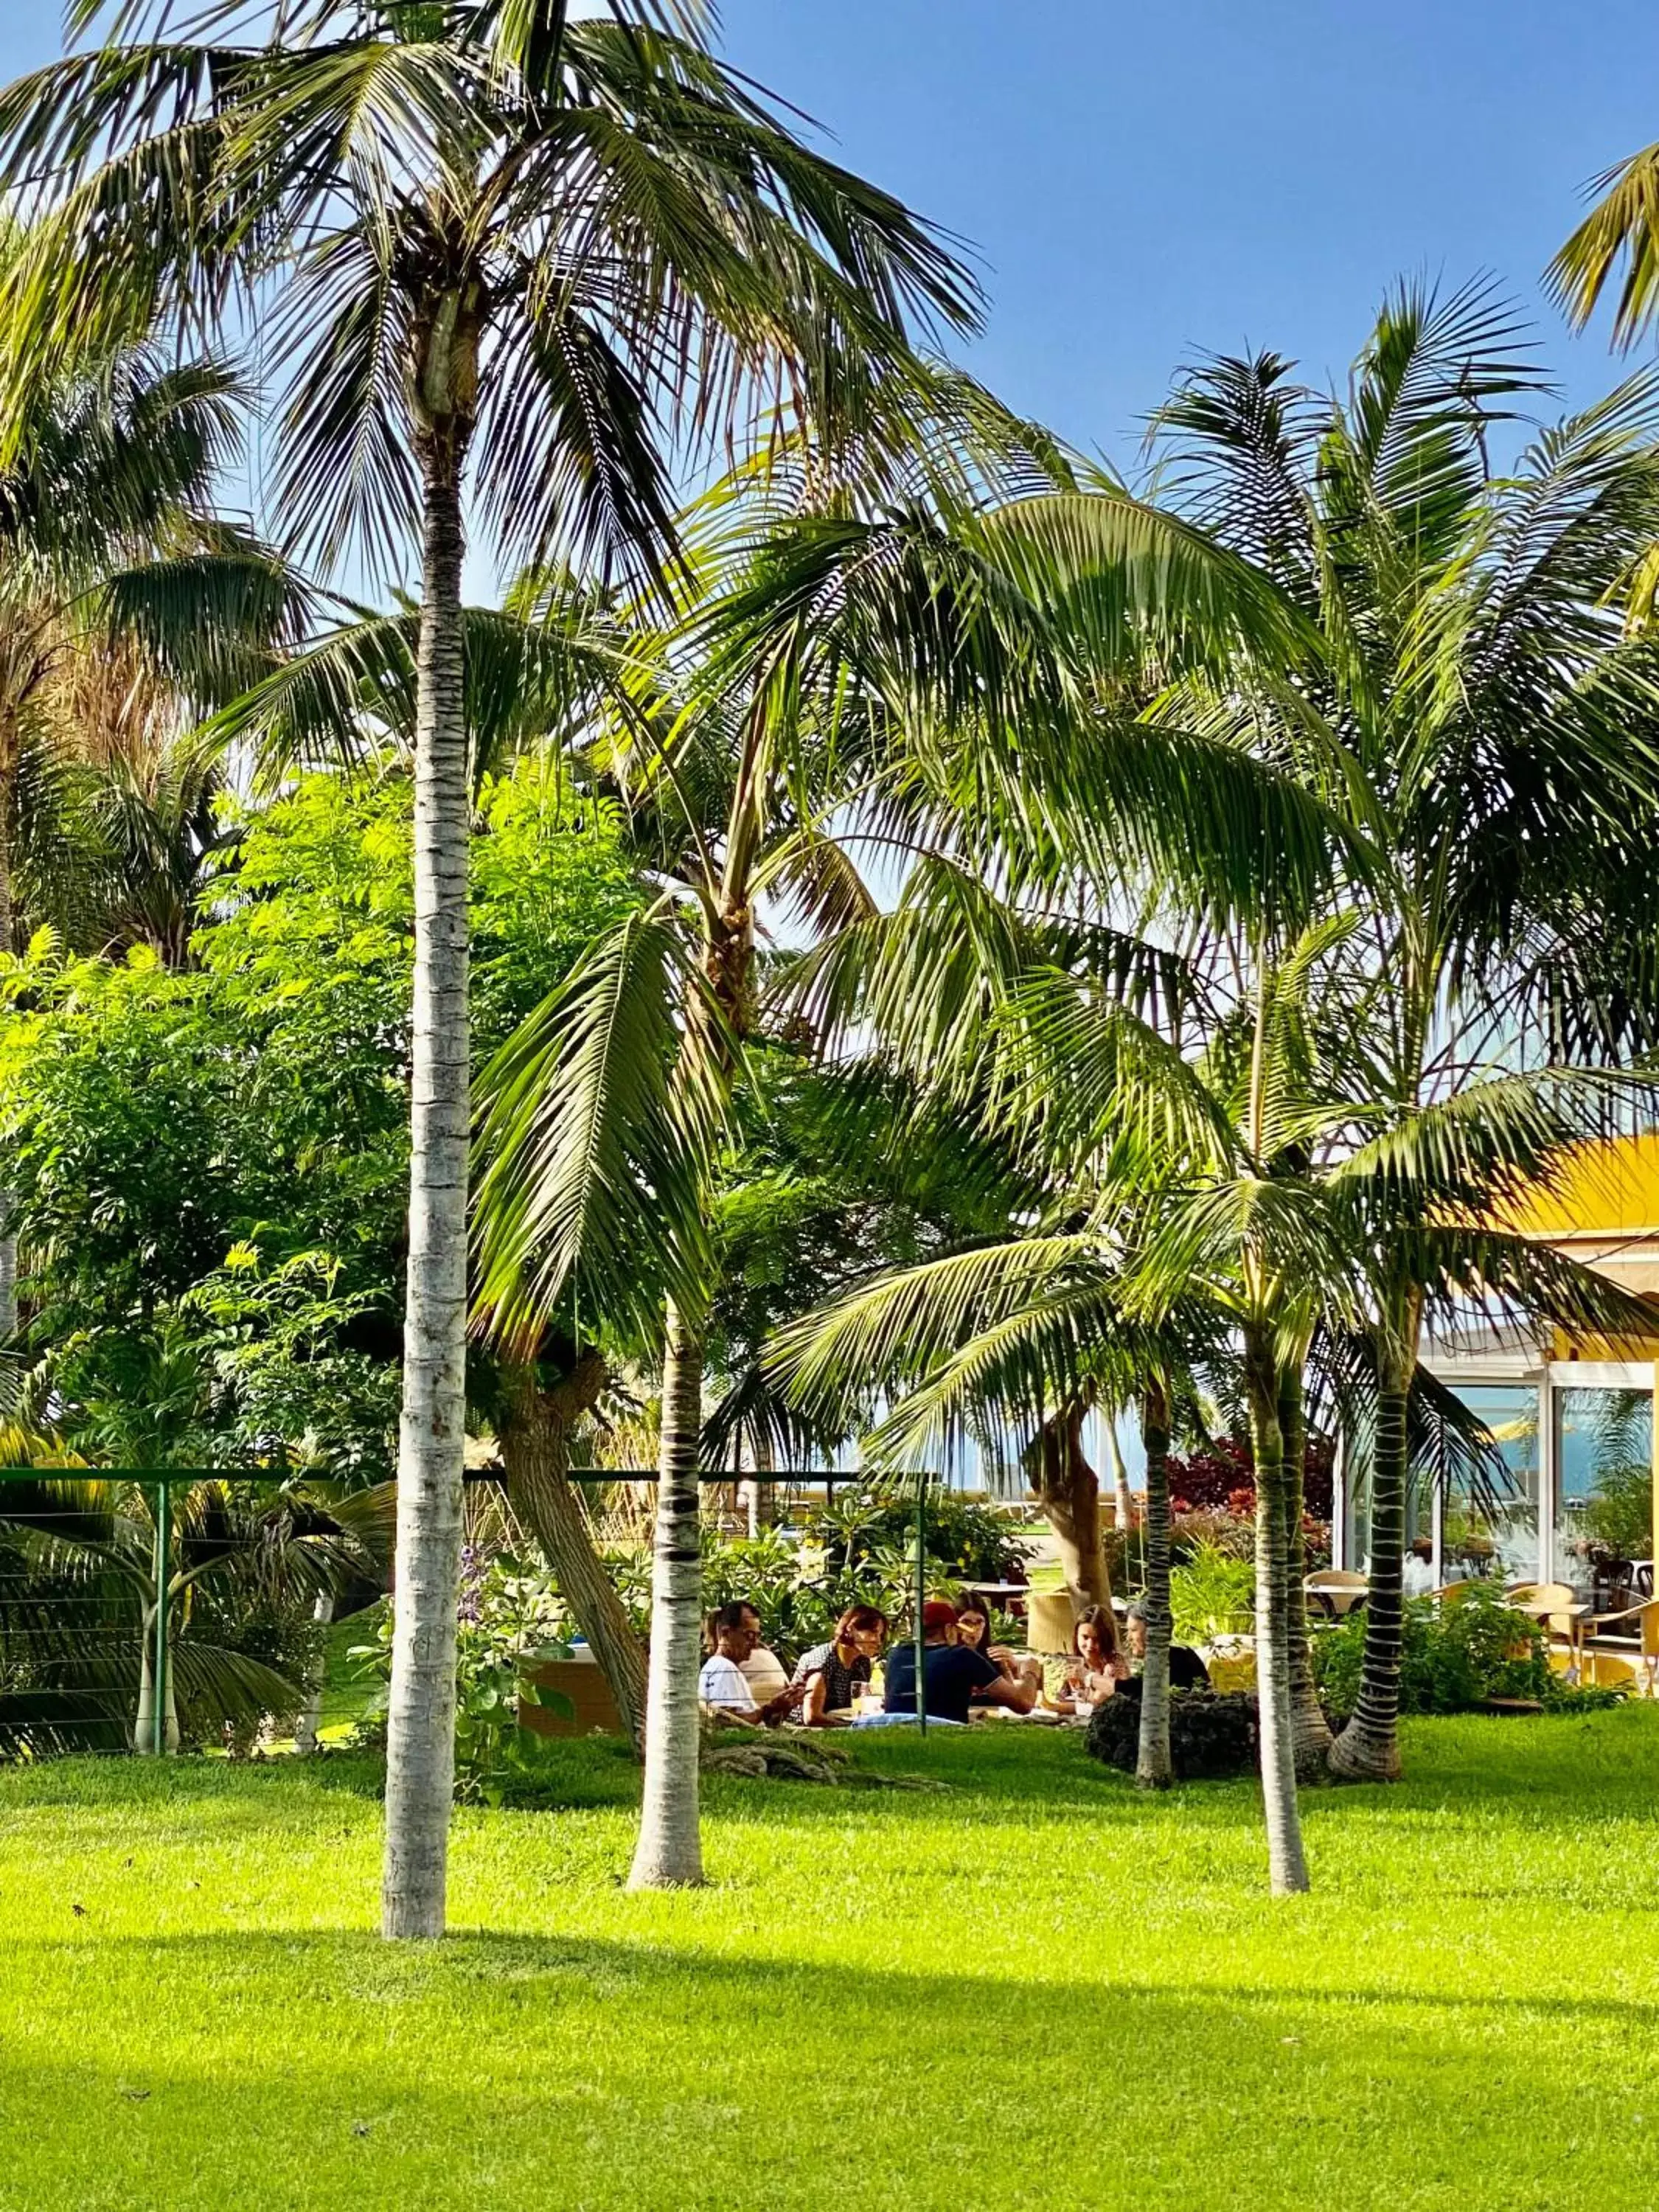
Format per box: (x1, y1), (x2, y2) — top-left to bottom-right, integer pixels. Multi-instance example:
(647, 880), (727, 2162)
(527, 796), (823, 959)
(715, 0), (1659, 469)
(4, 4), (1655, 480)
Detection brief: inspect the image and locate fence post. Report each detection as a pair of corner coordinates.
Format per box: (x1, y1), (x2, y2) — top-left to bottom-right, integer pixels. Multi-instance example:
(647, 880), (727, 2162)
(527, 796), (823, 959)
(152, 1478), (170, 1759)
(914, 1472), (928, 1738)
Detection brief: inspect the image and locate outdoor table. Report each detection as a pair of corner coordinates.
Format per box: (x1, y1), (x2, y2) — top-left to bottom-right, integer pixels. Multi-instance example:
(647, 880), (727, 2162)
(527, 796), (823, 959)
(1512, 1595), (1591, 1665)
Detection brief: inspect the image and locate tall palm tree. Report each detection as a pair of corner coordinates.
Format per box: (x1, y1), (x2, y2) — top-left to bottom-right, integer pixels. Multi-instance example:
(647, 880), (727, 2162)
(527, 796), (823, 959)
(1144, 285), (1659, 1782)
(757, 841), (1335, 1884)
(0, 0), (986, 1934)
(473, 406), (1355, 1885)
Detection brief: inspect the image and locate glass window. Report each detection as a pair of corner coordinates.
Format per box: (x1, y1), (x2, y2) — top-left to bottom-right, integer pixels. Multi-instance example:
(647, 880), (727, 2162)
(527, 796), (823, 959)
(1345, 1428), (1454, 1576)
(1444, 1384), (1539, 1585)
(1554, 1388), (1652, 1600)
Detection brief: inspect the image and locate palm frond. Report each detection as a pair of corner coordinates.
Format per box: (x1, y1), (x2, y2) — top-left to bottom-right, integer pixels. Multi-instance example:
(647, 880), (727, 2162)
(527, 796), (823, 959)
(1548, 142), (1659, 346)
(473, 910), (733, 1348)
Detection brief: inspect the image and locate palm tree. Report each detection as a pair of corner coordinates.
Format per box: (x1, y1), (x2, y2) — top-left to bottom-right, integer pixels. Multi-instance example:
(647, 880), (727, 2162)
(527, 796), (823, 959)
(472, 389), (1359, 1885)
(1551, 146), (1659, 347)
(0, 308), (300, 1338)
(0, 0), (987, 1934)
(0, 1468), (380, 1755)
(1144, 285), (1659, 1782)
(756, 846), (1333, 1862)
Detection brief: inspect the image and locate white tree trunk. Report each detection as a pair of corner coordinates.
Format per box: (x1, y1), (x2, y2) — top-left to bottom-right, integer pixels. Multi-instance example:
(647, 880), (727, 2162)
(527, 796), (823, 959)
(133, 1600), (180, 1755)
(1105, 1419), (1135, 1532)
(628, 1301), (708, 1888)
(1246, 1336), (1310, 1895)
(293, 1591), (335, 1756)
(1135, 1380), (1173, 1790)
(381, 447), (470, 1941)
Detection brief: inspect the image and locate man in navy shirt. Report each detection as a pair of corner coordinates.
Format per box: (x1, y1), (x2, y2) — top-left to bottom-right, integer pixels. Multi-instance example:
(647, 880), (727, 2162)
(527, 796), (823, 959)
(884, 1599), (1039, 1724)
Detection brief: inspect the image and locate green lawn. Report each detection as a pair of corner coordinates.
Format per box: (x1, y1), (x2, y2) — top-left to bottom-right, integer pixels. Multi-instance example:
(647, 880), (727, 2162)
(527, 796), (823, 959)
(0, 1711), (1655, 2211)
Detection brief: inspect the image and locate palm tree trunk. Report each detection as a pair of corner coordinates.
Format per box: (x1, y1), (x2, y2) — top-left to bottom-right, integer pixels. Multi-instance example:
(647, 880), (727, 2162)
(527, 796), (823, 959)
(1244, 1330), (1310, 1894)
(133, 1599), (180, 1755)
(1329, 1345), (1410, 1783)
(1028, 1402), (1109, 1610)
(293, 1591), (334, 1756)
(381, 439), (471, 1941)
(1278, 1362), (1332, 1778)
(0, 807), (18, 1346)
(1135, 1376), (1174, 1790)
(498, 1353), (648, 1745)
(1105, 1419), (1135, 1531)
(629, 1298), (708, 1888)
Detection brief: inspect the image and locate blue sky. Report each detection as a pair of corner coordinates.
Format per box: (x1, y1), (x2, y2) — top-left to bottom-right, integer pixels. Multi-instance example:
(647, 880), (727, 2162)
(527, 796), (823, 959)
(4, 5), (1655, 485)
(9, 2), (1659, 462)
(718, 0), (1659, 469)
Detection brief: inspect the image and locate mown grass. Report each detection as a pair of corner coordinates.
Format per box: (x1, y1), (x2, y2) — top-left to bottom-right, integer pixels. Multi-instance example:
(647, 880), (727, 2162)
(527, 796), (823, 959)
(0, 1709), (1655, 2210)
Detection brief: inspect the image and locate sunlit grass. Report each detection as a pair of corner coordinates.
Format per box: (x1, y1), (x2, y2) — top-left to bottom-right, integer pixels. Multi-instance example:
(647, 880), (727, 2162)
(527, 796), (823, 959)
(0, 1711), (1653, 2208)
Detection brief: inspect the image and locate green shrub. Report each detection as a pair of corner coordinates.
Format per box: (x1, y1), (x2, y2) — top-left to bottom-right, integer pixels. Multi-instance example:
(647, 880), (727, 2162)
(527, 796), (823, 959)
(1170, 1540), (1255, 1643)
(184, 1585), (324, 1755)
(1310, 1583), (1620, 1717)
(350, 1550), (575, 1800)
(1580, 1461), (1653, 1561)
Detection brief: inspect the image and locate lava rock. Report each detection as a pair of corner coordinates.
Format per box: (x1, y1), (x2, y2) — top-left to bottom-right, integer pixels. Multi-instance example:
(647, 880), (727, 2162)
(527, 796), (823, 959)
(1084, 1673), (1259, 1780)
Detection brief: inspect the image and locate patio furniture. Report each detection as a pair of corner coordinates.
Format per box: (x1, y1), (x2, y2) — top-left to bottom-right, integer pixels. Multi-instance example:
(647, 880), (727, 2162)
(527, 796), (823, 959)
(1582, 1594), (1659, 1697)
(1582, 1649), (1641, 1692)
(1507, 1581), (1592, 1668)
(1304, 1570), (1368, 1619)
(1024, 1590), (1079, 1655)
(1206, 1650), (1257, 1693)
(518, 1658), (625, 1739)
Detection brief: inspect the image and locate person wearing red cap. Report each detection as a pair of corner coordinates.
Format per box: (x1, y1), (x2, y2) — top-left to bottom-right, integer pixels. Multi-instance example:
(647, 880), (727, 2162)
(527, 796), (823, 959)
(882, 1599), (1038, 1725)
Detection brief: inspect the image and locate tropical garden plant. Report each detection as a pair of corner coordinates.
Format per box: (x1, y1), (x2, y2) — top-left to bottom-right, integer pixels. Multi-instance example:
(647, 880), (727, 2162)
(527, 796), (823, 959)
(1143, 287), (1659, 1780)
(0, 0), (987, 1933)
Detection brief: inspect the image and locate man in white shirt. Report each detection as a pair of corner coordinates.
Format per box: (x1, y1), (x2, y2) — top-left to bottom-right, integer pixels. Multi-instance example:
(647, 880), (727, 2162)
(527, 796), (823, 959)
(1401, 1537), (1435, 1598)
(698, 1602), (764, 1722)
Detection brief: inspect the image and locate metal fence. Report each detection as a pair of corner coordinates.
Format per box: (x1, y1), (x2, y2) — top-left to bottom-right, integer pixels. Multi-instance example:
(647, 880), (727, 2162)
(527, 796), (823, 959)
(0, 1466), (947, 1756)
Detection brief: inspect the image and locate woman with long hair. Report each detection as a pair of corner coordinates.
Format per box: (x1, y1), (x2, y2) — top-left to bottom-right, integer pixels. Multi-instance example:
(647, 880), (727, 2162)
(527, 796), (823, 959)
(1054, 1605), (1126, 1715)
(792, 1605), (888, 1725)
(954, 1596), (1044, 1704)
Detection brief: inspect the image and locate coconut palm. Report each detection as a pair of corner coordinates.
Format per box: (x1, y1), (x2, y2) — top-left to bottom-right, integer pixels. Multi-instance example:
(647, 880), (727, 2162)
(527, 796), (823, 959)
(1551, 145), (1659, 347)
(0, 0), (994, 1933)
(471, 392), (1364, 1885)
(0, 298), (304, 1338)
(1143, 284), (1659, 1781)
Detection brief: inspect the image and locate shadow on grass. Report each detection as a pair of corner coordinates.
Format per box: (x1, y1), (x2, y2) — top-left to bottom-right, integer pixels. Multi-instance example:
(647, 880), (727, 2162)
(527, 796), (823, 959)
(7, 1700), (1659, 1845)
(2, 1920), (1657, 2212)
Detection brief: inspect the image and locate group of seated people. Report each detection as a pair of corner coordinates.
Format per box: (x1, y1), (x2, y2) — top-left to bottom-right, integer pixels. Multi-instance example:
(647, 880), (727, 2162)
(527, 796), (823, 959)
(695, 1591), (1209, 1728)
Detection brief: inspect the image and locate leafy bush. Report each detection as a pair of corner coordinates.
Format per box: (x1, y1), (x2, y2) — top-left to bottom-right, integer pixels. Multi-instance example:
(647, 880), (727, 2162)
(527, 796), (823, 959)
(1085, 1675), (1259, 1780)
(1579, 1461), (1652, 1563)
(803, 1479), (1030, 1588)
(187, 1585), (324, 1756)
(1170, 1541), (1255, 1642)
(1311, 1583), (1622, 1717)
(1169, 1506), (1254, 1562)
(1165, 1432), (1335, 1518)
(351, 1548), (574, 1800)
